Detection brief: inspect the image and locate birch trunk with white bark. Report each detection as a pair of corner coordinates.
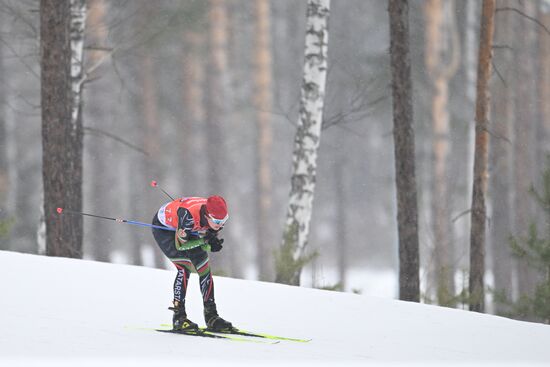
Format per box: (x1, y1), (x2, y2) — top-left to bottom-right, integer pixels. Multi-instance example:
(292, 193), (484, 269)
(276, 0), (330, 286)
(70, 0), (86, 128)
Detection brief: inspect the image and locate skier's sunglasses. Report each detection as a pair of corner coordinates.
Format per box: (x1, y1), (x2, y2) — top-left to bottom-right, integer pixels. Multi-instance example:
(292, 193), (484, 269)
(208, 214), (228, 226)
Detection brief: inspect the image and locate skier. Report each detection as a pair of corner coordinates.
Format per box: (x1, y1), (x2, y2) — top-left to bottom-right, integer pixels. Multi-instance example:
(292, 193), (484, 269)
(151, 195), (232, 332)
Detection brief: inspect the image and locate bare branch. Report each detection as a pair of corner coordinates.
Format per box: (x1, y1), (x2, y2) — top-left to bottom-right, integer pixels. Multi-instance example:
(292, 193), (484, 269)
(496, 6), (550, 35)
(452, 209), (472, 223)
(0, 36), (39, 79)
(484, 124), (512, 145)
(85, 46), (113, 52)
(84, 126), (149, 156)
(492, 60), (506, 86)
(492, 44), (514, 51)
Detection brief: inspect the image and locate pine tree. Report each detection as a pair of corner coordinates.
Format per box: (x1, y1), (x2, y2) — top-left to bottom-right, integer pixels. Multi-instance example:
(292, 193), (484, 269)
(469, 0), (496, 313)
(507, 157), (550, 323)
(41, 0), (85, 258)
(388, 0), (420, 302)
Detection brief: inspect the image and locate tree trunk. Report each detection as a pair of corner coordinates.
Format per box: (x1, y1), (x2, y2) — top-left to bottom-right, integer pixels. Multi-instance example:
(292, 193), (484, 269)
(224, 0), (253, 279)
(128, 54), (156, 268)
(0, 14), (12, 249)
(276, 0), (330, 286)
(207, 0), (233, 274)
(41, 0), (84, 258)
(68, 0), (86, 253)
(537, 3), (550, 183)
(469, 0), (496, 313)
(489, 0), (514, 314)
(335, 154), (348, 290)
(388, 0), (420, 302)
(513, 1), (538, 302)
(464, 0), (478, 105)
(0, 15), (7, 235)
(254, 0), (274, 281)
(136, 52), (167, 268)
(424, 0), (459, 306)
(206, 0), (228, 196)
(538, 1), (550, 154)
(463, 0), (479, 293)
(70, 0), (86, 131)
(85, 0), (112, 262)
(181, 31), (206, 195)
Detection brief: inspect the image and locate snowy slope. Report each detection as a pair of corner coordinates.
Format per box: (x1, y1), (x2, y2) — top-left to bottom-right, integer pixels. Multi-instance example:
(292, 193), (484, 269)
(1, 251), (549, 367)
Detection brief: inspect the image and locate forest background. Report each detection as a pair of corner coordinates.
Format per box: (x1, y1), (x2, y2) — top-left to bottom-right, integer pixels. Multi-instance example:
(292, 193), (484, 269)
(1, 0), (549, 322)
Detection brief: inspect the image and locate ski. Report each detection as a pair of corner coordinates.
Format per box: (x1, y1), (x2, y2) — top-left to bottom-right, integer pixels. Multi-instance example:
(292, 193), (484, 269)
(157, 328), (227, 339)
(158, 324), (310, 343)
(156, 328), (278, 344)
(201, 327), (311, 343)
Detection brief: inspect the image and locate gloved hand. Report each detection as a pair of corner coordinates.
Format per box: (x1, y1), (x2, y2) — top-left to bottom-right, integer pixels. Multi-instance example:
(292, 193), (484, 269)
(185, 230), (200, 241)
(204, 229), (218, 242)
(208, 237), (224, 252)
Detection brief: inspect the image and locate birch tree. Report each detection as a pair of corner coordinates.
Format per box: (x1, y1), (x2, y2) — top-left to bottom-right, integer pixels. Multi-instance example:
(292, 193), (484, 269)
(469, 0), (496, 313)
(388, 0), (420, 302)
(70, 0), (86, 130)
(69, 0), (86, 254)
(275, 0), (330, 285)
(41, 0), (86, 258)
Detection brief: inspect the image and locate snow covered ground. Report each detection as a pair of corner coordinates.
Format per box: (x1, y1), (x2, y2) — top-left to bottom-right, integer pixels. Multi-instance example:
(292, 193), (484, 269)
(1, 250), (549, 367)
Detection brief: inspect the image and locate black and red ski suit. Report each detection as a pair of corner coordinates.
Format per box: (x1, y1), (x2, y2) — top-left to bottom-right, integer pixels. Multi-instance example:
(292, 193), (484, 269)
(151, 197), (221, 307)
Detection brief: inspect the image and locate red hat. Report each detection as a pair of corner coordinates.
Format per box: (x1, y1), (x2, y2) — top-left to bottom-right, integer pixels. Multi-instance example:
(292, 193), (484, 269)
(206, 196), (228, 220)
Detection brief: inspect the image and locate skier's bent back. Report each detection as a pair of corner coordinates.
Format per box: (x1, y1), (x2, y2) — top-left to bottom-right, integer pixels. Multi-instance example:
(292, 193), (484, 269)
(151, 195), (232, 332)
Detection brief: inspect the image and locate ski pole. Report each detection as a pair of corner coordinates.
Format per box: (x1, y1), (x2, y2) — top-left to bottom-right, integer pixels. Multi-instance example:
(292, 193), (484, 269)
(56, 207), (176, 232)
(150, 180), (175, 201)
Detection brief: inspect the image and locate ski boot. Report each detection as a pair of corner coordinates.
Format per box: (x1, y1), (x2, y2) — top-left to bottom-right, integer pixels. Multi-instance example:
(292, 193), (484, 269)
(170, 301), (198, 331)
(204, 302), (233, 332)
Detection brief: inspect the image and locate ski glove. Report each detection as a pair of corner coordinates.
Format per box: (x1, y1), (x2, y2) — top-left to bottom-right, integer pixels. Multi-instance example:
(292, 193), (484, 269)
(208, 237), (224, 252)
(185, 230), (200, 241)
(204, 229), (219, 241)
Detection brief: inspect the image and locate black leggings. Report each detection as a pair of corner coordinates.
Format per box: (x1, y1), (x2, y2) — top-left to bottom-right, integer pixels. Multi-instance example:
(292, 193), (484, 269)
(152, 214), (215, 305)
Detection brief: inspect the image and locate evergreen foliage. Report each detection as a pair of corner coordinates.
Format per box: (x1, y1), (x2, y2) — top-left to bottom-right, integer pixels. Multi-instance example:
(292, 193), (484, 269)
(0, 217), (14, 239)
(503, 157), (550, 323)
